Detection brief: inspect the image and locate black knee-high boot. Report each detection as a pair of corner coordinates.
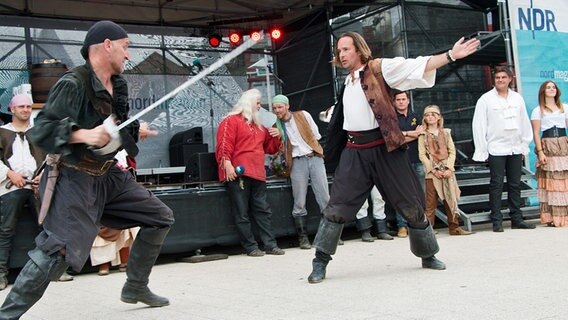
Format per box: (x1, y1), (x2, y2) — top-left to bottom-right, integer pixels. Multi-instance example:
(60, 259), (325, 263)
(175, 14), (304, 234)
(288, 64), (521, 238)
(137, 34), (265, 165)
(308, 219), (343, 284)
(0, 248), (68, 319)
(121, 226), (170, 307)
(407, 225), (446, 270)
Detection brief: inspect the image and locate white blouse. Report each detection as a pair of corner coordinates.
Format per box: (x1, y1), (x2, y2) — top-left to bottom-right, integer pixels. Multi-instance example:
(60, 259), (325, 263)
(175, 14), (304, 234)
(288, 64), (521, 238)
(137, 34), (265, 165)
(530, 104), (568, 131)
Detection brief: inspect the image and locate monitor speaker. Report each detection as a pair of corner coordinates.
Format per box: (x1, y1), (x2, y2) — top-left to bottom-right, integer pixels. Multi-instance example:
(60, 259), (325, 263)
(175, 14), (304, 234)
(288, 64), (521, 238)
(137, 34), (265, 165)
(185, 152), (218, 182)
(169, 143), (208, 167)
(169, 128), (206, 167)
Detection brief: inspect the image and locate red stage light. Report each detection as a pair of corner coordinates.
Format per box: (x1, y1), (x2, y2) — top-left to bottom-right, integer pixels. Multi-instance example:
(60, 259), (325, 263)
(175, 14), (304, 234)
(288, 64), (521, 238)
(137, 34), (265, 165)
(270, 28), (282, 40)
(250, 31), (263, 42)
(229, 31), (241, 45)
(208, 34), (221, 47)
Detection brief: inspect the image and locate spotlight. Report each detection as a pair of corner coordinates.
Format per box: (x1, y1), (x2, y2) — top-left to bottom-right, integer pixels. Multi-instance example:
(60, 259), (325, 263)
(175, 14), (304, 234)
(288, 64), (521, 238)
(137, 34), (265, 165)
(250, 30), (263, 42)
(229, 31), (242, 46)
(270, 28), (282, 40)
(208, 34), (222, 48)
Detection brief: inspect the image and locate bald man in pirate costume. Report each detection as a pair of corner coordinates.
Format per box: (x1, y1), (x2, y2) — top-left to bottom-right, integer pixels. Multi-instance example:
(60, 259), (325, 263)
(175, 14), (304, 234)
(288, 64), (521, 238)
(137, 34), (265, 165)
(0, 21), (174, 318)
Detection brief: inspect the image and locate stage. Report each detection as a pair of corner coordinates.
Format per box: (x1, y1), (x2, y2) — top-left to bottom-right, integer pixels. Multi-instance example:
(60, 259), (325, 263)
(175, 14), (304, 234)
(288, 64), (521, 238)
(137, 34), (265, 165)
(7, 174), (329, 270)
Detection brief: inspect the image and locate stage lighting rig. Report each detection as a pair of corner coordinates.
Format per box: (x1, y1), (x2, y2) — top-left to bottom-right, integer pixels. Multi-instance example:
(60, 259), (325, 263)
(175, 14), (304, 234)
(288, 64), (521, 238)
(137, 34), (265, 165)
(229, 31), (242, 46)
(208, 34), (222, 48)
(270, 27), (282, 40)
(250, 30), (263, 42)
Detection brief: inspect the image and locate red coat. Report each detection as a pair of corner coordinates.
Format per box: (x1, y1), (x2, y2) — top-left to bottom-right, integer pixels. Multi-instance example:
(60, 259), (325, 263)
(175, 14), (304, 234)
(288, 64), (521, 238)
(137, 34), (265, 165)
(216, 115), (280, 182)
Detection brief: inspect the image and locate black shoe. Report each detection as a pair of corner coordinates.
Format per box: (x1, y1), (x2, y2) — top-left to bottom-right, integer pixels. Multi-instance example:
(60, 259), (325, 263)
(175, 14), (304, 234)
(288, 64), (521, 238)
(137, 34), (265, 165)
(298, 235), (311, 249)
(422, 256), (446, 270)
(308, 260), (327, 284)
(0, 274), (7, 290)
(265, 247), (285, 255)
(493, 224), (504, 232)
(247, 249), (265, 257)
(361, 230), (375, 242)
(511, 221), (536, 229)
(377, 232), (394, 240)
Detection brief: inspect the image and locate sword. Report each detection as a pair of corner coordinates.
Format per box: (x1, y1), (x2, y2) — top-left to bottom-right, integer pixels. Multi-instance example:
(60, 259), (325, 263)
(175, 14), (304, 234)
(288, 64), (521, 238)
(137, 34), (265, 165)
(38, 154), (61, 225)
(92, 33), (263, 155)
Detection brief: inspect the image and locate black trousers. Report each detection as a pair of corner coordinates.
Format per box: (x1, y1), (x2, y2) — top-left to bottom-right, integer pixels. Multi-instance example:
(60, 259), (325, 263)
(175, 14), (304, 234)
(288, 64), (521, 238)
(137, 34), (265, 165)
(323, 144), (428, 229)
(488, 154), (524, 224)
(225, 177), (277, 253)
(36, 165), (174, 272)
(0, 189), (38, 274)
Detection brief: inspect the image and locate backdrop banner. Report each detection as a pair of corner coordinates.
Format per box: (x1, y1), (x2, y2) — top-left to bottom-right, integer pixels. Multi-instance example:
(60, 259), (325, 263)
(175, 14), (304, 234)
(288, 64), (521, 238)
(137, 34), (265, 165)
(509, 0), (568, 170)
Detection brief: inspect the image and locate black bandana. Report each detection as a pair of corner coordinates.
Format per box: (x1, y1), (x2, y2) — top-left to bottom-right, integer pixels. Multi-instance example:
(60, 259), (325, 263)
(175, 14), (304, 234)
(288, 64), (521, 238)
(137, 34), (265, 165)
(81, 20), (128, 60)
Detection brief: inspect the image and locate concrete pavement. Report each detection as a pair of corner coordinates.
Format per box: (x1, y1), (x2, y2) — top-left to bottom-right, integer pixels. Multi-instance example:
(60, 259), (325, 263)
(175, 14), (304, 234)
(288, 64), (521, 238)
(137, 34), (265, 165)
(2, 219), (567, 320)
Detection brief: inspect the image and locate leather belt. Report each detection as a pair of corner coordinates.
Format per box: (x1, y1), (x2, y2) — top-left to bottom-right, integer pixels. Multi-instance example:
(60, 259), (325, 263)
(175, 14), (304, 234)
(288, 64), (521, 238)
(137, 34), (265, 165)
(293, 152), (321, 159)
(347, 129), (383, 145)
(61, 158), (116, 176)
(542, 126), (567, 138)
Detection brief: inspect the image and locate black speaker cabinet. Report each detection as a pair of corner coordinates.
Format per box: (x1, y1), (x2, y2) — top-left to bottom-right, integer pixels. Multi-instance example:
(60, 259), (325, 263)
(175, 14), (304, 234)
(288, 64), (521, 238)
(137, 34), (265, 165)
(169, 128), (206, 167)
(170, 127), (203, 145)
(169, 143), (208, 167)
(185, 152), (218, 182)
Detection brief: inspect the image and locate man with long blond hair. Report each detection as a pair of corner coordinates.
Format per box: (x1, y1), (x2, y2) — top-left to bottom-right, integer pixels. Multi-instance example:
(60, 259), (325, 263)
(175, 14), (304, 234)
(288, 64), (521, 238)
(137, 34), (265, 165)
(308, 31), (480, 283)
(216, 89), (286, 257)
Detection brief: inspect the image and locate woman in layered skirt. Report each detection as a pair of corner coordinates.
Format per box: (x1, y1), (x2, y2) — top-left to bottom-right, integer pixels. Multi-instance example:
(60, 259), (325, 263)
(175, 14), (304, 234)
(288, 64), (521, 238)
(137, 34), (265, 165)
(530, 80), (568, 227)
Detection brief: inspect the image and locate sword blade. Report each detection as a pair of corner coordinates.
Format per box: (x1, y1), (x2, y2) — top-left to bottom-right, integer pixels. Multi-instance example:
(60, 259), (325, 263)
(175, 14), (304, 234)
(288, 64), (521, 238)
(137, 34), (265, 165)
(115, 33), (263, 133)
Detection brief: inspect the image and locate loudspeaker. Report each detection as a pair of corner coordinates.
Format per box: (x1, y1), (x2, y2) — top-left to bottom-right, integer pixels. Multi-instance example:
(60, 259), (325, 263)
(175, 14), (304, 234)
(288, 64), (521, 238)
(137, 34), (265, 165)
(169, 143), (209, 167)
(169, 128), (206, 167)
(170, 127), (203, 145)
(185, 152), (218, 182)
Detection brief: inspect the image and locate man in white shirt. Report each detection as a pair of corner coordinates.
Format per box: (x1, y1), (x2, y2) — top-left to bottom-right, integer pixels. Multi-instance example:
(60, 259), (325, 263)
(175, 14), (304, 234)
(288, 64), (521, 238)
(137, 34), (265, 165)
(272, 95), (328, 249)
(472, 67), (535, 232)
(307, 31), (480, 284)
(0, 94), (45, 290)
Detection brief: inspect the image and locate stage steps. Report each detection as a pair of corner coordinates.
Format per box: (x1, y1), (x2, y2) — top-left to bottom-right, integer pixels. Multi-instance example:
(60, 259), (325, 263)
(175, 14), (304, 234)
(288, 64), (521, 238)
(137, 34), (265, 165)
(433, 166), (540, 231)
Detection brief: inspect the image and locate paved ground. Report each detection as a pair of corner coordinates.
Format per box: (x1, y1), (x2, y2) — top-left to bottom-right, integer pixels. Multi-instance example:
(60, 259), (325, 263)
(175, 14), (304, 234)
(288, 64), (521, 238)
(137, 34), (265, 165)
(1, 219), (567, 320)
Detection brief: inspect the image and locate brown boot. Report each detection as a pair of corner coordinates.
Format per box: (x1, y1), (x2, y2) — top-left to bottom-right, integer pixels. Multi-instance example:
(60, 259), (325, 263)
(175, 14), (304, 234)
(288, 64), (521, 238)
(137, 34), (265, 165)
(449, 227), (472, 236)
(443, 201), (470, 236)
(119, 247), (130, 272)
(98, 263), (110, 276)
(397, 227), (408, 238)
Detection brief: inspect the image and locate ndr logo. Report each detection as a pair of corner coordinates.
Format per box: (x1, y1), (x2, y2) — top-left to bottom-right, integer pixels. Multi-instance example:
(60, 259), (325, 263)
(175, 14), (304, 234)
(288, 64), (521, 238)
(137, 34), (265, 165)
(518, 2), (557, 32)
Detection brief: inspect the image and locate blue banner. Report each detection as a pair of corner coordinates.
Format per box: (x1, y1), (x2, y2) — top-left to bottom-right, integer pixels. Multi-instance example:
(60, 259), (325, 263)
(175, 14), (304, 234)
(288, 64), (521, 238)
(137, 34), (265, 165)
(509, 0), (568, 171)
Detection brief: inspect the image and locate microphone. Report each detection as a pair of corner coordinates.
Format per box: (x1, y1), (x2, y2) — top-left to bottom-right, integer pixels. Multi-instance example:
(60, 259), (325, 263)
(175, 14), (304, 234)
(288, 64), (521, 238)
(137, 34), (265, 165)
(235, 165), (245, 175)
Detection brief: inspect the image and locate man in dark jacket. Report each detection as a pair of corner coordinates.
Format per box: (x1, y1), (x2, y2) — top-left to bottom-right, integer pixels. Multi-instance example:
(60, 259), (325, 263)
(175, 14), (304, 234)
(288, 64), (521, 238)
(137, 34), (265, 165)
(0, 21), (174, 319)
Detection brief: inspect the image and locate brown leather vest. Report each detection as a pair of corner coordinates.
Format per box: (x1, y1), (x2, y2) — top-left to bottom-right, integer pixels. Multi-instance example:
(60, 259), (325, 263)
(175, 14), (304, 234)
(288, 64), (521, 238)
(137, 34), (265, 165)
(360, 59), (405, 152)
(0, 128), (45, 170)
(282, 111), (324, 176)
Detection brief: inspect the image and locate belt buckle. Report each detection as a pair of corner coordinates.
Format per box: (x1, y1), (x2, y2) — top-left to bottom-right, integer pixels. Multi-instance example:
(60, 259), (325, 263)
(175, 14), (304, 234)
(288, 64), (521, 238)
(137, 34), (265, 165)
(347, 134), (355, 144)
(100, 160), (114, 172)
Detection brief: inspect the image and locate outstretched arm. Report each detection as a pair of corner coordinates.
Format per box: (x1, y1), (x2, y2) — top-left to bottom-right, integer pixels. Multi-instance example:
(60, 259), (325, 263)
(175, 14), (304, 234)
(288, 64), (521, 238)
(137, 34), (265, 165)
(425, 37), (481, 72)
